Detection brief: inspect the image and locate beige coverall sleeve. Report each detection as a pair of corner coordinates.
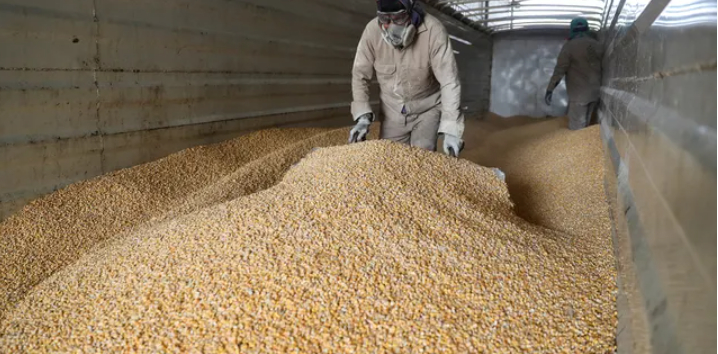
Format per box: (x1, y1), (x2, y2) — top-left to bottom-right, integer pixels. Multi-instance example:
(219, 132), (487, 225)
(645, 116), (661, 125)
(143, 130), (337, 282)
(350, 26), (375, 121)
(547, 44), (570, 92)
(429, 24), (464, 138)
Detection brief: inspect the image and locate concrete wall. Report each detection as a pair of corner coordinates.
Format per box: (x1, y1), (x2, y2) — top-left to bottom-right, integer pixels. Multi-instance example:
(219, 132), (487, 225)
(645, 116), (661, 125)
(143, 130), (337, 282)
(489, 31), (569, 118)
(599, 0), (716, 352)
(0, 0), (492, 220)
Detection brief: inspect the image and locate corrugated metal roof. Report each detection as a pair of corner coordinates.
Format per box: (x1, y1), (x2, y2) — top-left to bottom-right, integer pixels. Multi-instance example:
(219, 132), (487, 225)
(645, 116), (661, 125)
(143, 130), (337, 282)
(424, 0), (606, 33)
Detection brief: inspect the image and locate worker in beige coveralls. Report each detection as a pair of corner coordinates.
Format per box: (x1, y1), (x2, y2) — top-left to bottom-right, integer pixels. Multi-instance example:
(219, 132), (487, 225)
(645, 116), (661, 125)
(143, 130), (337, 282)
(348, 0), (465, 157)
(545, 17), (603, 130)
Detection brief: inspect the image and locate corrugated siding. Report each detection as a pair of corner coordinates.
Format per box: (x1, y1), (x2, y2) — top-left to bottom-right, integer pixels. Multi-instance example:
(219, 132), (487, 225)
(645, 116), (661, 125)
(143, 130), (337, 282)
(0, 0), (493, 219)
(599, 0), (716, 352)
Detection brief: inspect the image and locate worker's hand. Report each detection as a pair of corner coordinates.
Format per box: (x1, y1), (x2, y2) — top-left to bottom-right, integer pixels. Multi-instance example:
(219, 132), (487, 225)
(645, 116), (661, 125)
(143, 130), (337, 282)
(544, 90), (553, 105)
(348, 114), (373, 143)
(442, 134), (464, 158)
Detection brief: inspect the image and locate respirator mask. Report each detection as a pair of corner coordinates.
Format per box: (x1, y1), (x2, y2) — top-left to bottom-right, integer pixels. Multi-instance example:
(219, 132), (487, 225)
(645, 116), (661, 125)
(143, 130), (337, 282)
(378, 10), (416, 50)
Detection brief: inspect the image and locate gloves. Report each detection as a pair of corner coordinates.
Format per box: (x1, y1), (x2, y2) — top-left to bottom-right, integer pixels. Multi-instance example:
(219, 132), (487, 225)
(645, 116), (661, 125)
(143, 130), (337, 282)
(492, 168), (506, 182)
(545, 90), (553, 105)
(348, 113), (373, 143)
(442, 133), (464, 157)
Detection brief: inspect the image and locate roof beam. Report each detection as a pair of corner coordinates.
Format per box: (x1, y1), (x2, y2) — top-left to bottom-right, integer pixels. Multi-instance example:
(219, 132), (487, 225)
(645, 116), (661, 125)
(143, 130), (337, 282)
(489, 19), (603, 26)
(433, 0), (519, 5)
(460, 3), (605, 15)
(491, 23), (601, 31)
(469, 13), (603, 23)
(440, 3), (520, 11)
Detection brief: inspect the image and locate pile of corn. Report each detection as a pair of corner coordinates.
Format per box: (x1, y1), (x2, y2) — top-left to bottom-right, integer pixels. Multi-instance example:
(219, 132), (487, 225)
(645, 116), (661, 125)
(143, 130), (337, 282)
(463, 118), (613, 237)
(0, 127), (373, 318)
(0, 123), (616, 353)
(492, 121), (611, 238)
(463, 119), (616, 325)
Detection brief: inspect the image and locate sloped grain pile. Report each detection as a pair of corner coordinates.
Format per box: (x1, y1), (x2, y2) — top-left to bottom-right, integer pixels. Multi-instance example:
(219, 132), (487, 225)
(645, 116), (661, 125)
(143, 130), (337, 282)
(0, 139), (616, 353)
(463, 119), (613, 261)
(0, 127), (370, 319)
(494, 122), (611, 240)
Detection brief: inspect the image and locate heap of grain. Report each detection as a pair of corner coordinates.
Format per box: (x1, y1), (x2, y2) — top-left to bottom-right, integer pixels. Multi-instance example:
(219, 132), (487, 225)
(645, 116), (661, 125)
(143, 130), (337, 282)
(0, 134), (616, 352)
(0, 127), (374, 318)
(463, 117), (613, 250)
(487, 120), (611, 237)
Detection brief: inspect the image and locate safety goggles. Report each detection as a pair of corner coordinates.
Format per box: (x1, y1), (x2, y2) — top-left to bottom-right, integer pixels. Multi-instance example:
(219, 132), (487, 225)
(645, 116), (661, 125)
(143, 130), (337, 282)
(377, 10), (411, 25)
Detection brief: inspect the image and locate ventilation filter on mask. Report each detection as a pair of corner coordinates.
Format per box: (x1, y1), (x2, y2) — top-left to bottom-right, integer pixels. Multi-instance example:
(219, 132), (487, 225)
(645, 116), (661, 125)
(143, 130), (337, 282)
(381, 23), (417, 50)
(401, 24), (416, 48)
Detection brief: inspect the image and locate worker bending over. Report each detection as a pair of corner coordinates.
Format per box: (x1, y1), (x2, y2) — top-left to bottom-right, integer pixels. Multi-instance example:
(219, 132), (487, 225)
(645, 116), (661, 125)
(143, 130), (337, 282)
(348, 0), (465, 157)
(545, 17), (603, 130)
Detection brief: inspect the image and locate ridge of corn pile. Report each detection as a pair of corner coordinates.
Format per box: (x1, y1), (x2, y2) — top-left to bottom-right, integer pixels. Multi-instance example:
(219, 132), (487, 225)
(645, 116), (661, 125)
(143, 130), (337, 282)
(0, 122), (617, 353)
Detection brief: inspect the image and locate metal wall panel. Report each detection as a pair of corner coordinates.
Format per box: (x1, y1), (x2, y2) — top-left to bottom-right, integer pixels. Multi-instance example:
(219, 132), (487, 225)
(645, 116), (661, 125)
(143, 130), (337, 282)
(0, 0), (493, 219)
(489, 31), (570, 118)
(600, 0), (716, 352)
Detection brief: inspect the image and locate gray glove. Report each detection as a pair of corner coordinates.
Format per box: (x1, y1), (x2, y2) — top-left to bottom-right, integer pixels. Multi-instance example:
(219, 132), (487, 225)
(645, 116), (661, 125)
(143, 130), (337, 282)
(348, 113), (373, 143)
(442, 133), (464, 157)
(545, 90), (553, 105)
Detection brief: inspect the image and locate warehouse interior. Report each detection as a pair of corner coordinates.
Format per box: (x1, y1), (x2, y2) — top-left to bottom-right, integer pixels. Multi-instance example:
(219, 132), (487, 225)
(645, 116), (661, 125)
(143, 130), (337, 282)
(0, 0), (715, 352)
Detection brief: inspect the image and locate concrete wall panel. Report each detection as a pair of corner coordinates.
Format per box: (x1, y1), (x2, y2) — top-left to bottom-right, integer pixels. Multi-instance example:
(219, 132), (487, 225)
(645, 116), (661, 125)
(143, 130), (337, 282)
(99, 107), (352, 173)
(0, 2), (95, 69)
(0, 136), (104, 218)
(0, 71), (97, 143)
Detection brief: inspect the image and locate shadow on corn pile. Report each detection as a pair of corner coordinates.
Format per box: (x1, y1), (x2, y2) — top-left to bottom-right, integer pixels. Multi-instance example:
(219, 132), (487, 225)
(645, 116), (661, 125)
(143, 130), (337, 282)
(0, 118), (616, 352)
(462, 115), (611, 239)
